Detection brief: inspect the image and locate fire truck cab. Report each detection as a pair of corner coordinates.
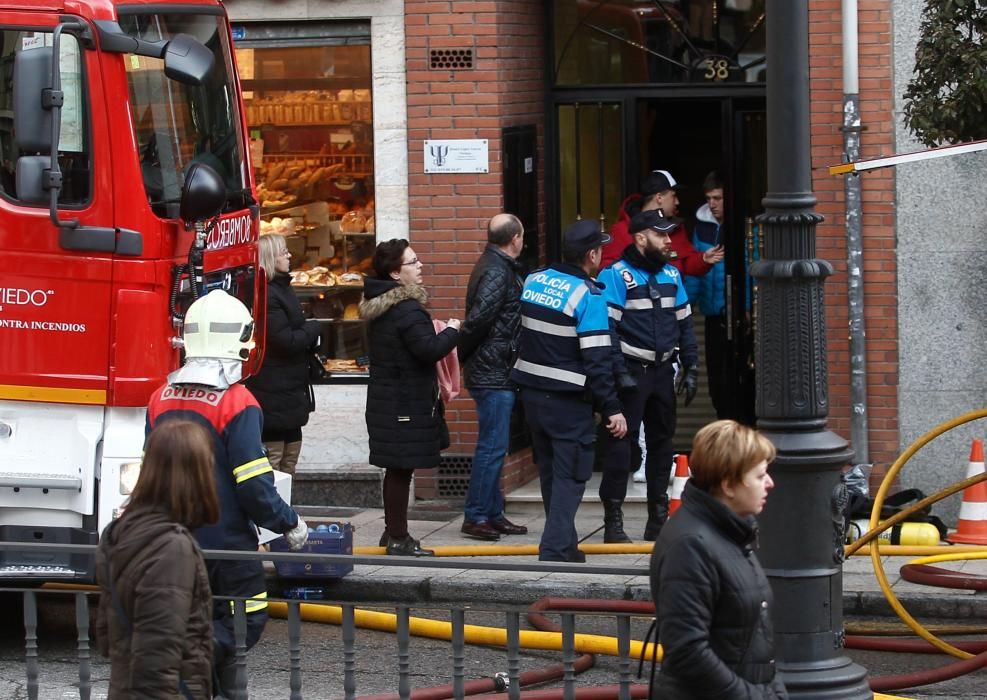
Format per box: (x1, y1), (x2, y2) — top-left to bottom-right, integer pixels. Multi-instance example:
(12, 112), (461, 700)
(0, 0), (262, 578)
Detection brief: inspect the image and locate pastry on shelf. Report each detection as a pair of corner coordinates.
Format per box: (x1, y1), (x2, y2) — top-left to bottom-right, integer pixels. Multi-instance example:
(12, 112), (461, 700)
(322, 358), (363, 373)
(338, 272), (364, 286)
(340, 210), (366, 233)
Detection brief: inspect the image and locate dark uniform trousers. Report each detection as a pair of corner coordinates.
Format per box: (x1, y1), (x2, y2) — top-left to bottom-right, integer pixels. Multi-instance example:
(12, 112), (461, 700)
(600, 359), (677, 503)
(521, 388), (596, 561)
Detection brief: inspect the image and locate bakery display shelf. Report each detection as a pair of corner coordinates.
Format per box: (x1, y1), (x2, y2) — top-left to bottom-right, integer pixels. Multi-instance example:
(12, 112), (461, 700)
(292, 284), (364, 295)
(241, 78), (368, 91)
(256, 121), (366, 129)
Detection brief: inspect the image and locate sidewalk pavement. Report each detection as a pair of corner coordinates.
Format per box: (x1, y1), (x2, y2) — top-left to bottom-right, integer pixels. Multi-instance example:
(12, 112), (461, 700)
(287, 474), (987, 618)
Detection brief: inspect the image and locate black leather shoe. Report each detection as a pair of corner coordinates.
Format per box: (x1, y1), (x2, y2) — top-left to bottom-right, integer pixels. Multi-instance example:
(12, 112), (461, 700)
(460, 520), (502, 541)
(385, 535), (434, 556)
(490, 516), (528, 535)
(378, 532), (388, 547)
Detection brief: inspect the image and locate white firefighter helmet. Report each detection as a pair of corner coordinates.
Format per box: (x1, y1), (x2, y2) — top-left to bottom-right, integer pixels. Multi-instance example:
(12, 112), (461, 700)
(182, 289), (255, 362)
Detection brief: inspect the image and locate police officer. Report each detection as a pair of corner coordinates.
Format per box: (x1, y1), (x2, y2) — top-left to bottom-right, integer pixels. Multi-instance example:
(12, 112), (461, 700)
(511, 219), (628, 562)
(597, 210), (700, 542)
(145, 289), (309, 698)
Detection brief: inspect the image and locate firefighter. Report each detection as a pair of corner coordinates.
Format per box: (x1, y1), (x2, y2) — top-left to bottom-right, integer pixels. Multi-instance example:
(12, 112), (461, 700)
(511, 219), (627, 562)
(597, 210), (700, 542)
(145, 289), (309, 698)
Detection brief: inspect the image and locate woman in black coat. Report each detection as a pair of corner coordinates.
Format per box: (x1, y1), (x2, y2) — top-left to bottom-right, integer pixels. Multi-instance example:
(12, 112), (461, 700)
(360, 239), (460, 556)
(650, 420), (788, 699)
(246, 234), (321, 474)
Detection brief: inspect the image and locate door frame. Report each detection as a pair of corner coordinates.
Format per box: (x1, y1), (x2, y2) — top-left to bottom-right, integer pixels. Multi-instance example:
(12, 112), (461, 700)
(545, 84), (765, 261)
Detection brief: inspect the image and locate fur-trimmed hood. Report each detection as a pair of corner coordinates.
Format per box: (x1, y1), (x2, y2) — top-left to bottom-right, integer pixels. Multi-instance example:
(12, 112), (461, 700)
(359, 279), (429, 322)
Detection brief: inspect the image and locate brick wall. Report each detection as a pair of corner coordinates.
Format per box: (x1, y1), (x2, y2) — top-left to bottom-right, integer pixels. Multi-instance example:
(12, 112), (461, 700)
(404, 1), (546, 498)
(405, 1), (897, 499)
(808, 0), (898, 474)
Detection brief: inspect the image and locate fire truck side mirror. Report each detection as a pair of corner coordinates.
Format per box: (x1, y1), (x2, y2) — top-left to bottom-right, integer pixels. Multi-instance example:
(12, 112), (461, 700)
(94, 23), (214, 87)
(163, 33), (215, 86)
(180, 162), (225, 224)
(13, 46), (54, 154)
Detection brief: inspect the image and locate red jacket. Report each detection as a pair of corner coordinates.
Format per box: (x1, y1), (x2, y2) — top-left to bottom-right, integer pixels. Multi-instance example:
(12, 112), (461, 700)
(601, 193), (711, 276)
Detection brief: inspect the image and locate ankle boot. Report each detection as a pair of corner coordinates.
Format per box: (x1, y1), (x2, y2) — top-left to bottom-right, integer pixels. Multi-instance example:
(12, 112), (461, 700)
(385, 534), (435, 557)
(643, 495), (669, 541)
(602, 499), (632, 543)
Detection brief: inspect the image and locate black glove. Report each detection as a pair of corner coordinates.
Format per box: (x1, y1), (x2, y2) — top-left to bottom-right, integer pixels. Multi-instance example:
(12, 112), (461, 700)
(675, 365), (699, 407)
(615, 370), (637, 393)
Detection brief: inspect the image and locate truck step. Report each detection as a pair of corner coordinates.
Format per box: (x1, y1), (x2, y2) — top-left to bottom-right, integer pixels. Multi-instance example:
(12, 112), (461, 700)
(0, 473), (82, 490)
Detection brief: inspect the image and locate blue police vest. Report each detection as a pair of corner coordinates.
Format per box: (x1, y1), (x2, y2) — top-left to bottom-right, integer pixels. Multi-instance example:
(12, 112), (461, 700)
(597, 258), (699, 368)
(511, 265), (620, 416)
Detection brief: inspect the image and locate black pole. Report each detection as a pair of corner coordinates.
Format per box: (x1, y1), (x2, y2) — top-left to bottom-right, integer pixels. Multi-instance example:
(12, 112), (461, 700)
(753, 1), (870, 697)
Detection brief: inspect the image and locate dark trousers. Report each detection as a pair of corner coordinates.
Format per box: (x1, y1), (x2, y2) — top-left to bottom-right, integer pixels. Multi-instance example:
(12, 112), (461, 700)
(705, 314), (729, 420)
(209, 558), (268, 698)
(383, 468), (414, 538)
(521, 388), (595, 562)
(600, 361), (676, 503)
(705, 314), (756, 424)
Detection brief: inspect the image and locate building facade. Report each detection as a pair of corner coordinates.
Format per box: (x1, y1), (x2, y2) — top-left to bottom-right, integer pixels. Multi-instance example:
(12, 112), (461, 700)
(224, 0), (976, 523)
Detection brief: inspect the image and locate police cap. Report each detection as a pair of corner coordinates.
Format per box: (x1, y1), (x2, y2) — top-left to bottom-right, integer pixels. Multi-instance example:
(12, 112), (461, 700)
(630, 209), (678, 235)
(562, 218), (611, 255)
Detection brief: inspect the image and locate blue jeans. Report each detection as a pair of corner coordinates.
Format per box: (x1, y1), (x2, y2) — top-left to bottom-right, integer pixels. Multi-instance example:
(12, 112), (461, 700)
(464, 388), (515, 523)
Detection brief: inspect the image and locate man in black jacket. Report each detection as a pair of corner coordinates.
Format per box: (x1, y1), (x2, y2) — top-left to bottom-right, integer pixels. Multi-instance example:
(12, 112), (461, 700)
(457, 213), (529, 541)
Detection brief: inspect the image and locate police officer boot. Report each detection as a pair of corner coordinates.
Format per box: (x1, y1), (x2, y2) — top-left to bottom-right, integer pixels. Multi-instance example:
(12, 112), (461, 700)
(602, 499), (632, 543)
(643, 495), (669, 541)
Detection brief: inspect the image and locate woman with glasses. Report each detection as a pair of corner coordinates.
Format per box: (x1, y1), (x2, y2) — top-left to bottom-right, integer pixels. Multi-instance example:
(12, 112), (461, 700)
(360, 239), (461, 556)
(246, 234), (322, 475)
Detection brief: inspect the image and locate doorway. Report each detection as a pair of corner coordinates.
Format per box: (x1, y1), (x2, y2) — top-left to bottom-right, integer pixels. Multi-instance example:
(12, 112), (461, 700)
(551, 93), (766, 448)
(636, 96), (765, 441)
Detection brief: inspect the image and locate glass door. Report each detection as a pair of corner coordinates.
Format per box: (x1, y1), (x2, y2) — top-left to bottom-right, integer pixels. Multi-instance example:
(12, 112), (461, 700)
(555, 101), (624, 241)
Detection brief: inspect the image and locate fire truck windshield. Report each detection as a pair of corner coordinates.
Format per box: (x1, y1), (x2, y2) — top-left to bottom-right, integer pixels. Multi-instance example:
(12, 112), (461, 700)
(119, 12), (249, 219)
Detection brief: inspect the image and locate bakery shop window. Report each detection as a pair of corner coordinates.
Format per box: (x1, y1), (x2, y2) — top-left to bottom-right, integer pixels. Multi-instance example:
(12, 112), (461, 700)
(234, 22), (374, 381)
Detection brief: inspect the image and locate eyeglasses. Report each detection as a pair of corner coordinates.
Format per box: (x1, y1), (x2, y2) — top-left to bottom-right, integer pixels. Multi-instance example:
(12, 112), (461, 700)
(401, 257), (420, 266)
(277, 249), (290, 257)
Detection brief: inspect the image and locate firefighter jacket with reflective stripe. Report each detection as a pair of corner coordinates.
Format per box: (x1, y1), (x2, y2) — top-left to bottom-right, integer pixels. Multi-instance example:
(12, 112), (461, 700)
(597, 251), (699, 369)
(510, 263), (621, 418)
(146, 382), (299, 553)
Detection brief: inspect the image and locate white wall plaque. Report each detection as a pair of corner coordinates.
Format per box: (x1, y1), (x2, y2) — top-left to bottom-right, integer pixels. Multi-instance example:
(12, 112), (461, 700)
(424, 139), (489, 174)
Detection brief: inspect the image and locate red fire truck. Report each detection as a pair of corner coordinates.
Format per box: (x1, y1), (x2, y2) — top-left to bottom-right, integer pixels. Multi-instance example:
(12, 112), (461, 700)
(0, 0), (264, 577)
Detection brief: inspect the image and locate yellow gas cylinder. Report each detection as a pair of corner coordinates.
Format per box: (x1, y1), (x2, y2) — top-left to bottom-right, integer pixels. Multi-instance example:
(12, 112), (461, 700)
(849, 519), (941, 546)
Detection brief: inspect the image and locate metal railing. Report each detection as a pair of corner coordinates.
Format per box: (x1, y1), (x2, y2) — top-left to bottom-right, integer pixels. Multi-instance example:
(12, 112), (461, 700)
(1, 542), (655, 700)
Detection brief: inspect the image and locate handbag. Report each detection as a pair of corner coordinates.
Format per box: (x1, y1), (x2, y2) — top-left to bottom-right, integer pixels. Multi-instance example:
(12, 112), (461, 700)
(309, 352), (328, 382)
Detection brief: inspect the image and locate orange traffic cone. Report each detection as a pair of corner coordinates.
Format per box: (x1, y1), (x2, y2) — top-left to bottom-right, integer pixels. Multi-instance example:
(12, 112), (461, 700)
(668, 454), (690, 516)
(948, 439), (987, 545)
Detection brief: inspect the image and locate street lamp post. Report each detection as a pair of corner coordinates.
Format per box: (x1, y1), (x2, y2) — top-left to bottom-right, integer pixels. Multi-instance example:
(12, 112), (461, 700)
(753, 1), (871, 697)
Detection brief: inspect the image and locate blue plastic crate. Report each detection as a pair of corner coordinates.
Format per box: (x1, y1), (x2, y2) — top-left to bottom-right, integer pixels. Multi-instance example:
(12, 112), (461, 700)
(269, 522), (353, 579)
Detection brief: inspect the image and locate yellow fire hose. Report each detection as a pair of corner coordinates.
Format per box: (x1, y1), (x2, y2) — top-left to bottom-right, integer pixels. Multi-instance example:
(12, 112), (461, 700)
(267, 601), (660, 661)
(853, 407), (987, 660)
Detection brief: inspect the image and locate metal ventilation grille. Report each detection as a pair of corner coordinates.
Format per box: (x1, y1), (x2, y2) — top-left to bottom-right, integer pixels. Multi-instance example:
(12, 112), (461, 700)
(430, 48), (474, 70)
(437, 454), (472, 499)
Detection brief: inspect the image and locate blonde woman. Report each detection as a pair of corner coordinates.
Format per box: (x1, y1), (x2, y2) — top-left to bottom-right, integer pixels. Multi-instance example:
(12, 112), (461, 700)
(649, 420), (787, 699)
(245, 234), (321, 473)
